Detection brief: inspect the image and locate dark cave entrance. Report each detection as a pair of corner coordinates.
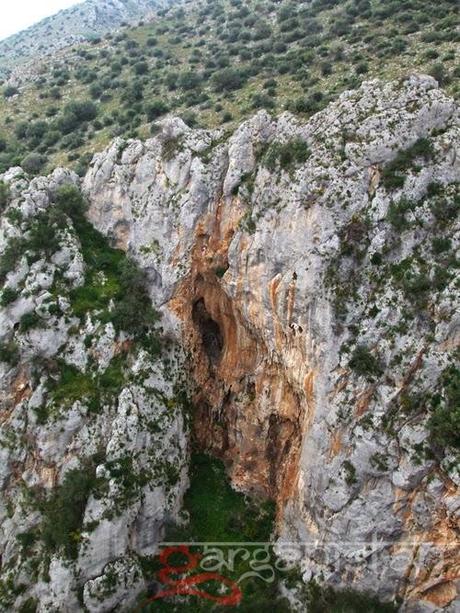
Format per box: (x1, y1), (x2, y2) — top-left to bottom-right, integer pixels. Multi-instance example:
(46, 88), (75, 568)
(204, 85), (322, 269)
(192, 298), (224, 366)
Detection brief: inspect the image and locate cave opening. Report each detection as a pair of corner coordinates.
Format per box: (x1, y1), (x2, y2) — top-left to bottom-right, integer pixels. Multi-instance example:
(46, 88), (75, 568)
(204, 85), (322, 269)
(192, 298), (224, 366)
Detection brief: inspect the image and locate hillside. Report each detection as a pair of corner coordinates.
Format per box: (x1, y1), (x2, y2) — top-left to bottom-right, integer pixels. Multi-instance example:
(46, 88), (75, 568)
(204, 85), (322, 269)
(0, 0), (458, 177)
(0, 0), (171, 77)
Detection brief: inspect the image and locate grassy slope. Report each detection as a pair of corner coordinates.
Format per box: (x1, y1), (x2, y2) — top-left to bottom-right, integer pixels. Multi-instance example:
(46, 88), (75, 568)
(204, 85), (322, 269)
(0, 0), (458, 175)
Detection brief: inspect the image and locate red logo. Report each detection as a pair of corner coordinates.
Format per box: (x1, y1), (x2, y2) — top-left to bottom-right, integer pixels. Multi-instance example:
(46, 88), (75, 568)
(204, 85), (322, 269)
(141, 545), (242, 608)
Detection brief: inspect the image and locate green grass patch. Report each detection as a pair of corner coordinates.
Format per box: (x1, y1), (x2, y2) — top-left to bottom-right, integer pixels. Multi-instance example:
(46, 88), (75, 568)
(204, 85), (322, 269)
(50, 356), (126, 412)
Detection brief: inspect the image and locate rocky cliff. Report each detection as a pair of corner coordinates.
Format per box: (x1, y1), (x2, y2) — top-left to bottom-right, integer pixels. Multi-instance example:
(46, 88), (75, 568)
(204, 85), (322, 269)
(1, 74), (459, 611)
(0, 169), (188, 610)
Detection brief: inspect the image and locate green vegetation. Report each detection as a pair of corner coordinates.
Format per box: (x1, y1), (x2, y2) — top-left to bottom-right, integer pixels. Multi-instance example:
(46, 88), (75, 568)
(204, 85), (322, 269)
(0, 0), (457, 174)
(40, 462), (101, 559)
(387, 197), (417, 230)
(112, 259), (160, 336)
(18, 597), (38, 613)
(382, 138), (434, 190)
(428, 365), (460, 450)
(349, 345), (383, 380)
(0, 286), (18, 306)
(49, 356), (126, 413)
(263, 137), (311, 171)
(301, 581), (399, 613)
(0, 340), (19, 365)
(214, 265), (228, 278)
(168, 453), (274, 543)
(0, 181), (9, 211)
(140, 453), (396, 612)
(3, 86), (18, 99)
(19, 311), (43, 333)
(140, 453), (285, 612)
(342, 460), (358, 486)
(50, 185), (160, 339)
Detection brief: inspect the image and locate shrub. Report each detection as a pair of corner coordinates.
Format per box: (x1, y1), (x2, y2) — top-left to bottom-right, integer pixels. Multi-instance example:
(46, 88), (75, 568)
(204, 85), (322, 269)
(161, 135), (182, 161)
(355, 61), (369, 74)
(27, 213), (60, 255)
(18, 597), (38, 613)
(429, 63), (448, 86)
(0, 340), (19, 365)
(55, 112), (79, 134)
(56, 100), (98, 134)
(0, 236), (26, 281)
(342, 460), (357, 485)
(428, 366), (460, 449)
(65, 100), (98, 122)
(349, 345), (383, 379)
(305, 581), (398, 612)
(263, 138), (311, 171)
(0, 180), (9, 211)
(134, 60), (149, 75)
(41, 465), (99, 558)
(387, 197), (416, 230)
(211, 67), (246, 91)
(89, 83), (103, 99)
(19, 311), (42, 332)
(145, 100), (169, 121)
(432, 237), (451, 254)
(382, 138), (434, 190)
(54, 184), (87, 219)
(0, 286), (18, 306)
(22, 153), (47, 175)
(3, 86), (18, 98)
(178, 71), (202, 90)
(251, 93), (275, 110)
(112, 259), (160, 336)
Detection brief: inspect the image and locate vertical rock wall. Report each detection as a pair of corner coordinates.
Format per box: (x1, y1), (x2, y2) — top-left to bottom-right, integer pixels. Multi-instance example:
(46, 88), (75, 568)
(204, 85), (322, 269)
(82, 75), (459, 609)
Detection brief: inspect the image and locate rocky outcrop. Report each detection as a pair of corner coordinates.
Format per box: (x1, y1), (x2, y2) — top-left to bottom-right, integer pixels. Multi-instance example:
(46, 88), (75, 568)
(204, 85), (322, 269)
(83, 75), (460, 610)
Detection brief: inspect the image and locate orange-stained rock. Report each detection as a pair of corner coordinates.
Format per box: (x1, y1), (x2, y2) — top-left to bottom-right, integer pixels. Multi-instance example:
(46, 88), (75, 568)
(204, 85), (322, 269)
(169, 198), (312, 510)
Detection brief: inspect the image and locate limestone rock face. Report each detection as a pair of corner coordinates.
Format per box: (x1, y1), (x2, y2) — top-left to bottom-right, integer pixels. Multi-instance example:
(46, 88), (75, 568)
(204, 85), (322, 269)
(84, 76), (460, 610)
(0, 170), (188, 611)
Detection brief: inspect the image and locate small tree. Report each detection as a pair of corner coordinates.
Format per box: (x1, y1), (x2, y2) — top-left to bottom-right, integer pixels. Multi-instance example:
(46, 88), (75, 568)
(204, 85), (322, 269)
(54, 184), (87, 219)
(112, 259), (160, 336)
